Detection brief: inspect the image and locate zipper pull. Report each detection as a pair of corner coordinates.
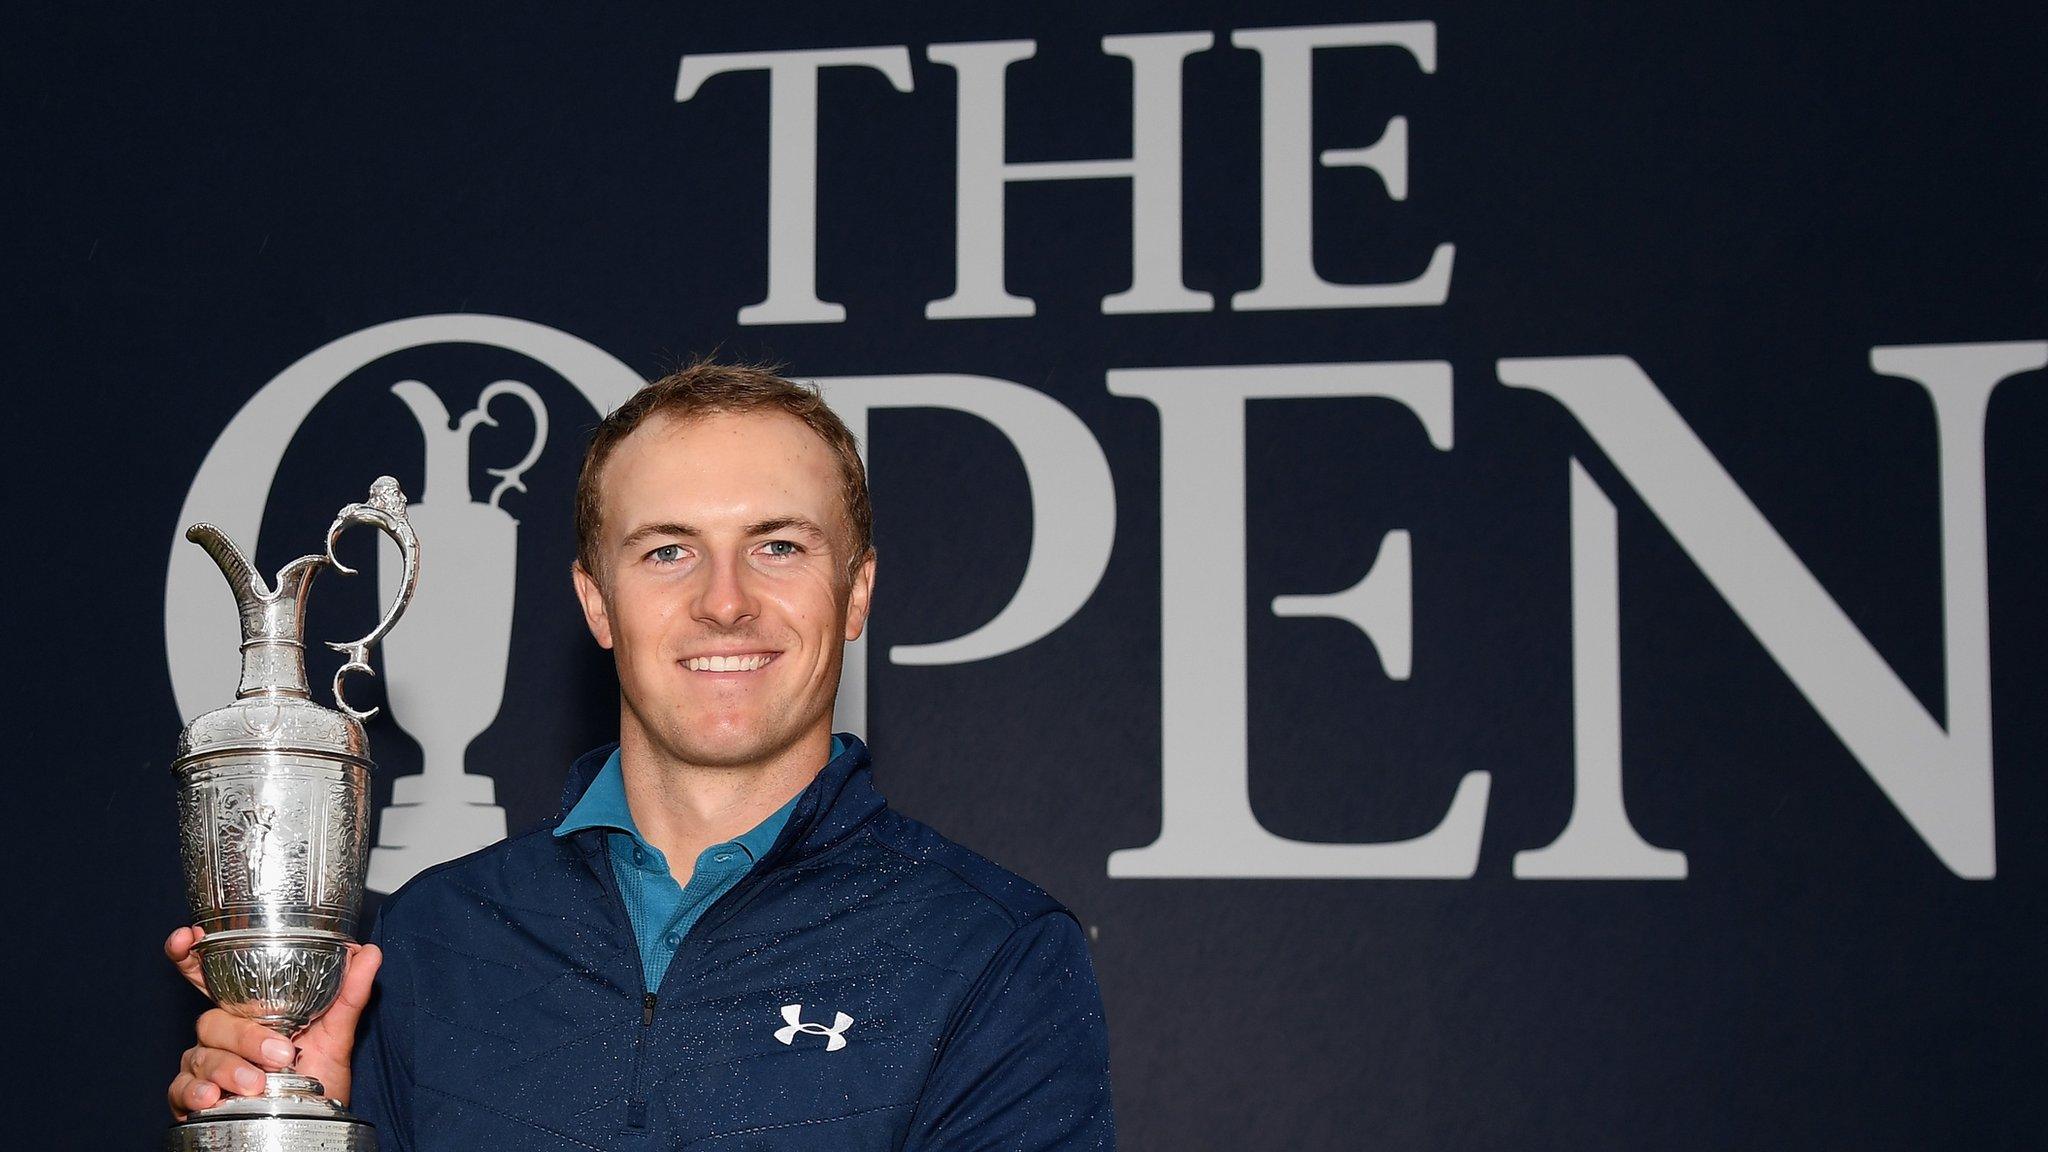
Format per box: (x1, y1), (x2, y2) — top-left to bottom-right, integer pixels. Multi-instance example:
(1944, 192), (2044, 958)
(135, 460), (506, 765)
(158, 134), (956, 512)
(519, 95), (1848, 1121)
(642, 993), (658, 1026)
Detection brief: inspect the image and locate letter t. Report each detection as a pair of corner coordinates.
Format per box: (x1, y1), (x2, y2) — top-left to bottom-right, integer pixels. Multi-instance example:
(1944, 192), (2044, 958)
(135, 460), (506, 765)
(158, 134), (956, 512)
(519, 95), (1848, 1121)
(677, 46), (915, 325)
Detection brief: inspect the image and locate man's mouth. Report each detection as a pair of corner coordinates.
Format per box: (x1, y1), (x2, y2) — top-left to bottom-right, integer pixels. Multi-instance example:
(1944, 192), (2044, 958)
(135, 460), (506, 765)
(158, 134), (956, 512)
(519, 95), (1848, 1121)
(682, 652), (777, 673)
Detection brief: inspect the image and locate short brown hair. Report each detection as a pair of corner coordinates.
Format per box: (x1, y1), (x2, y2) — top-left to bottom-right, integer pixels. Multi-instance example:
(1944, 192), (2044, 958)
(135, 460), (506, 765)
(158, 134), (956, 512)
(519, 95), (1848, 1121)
(574, 361), (872, 579)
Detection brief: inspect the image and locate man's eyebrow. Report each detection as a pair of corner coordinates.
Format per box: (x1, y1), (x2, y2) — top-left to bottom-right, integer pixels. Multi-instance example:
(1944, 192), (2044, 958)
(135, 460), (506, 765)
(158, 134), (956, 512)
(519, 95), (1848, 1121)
(617, 518), (831, 548)
(746, 516), (829, 541)
(618, 522), (697, 549)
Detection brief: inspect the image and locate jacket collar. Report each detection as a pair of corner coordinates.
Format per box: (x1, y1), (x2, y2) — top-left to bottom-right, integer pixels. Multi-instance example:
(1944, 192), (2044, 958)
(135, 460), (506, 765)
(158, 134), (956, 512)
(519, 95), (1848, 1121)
(552, 733), (885, 870)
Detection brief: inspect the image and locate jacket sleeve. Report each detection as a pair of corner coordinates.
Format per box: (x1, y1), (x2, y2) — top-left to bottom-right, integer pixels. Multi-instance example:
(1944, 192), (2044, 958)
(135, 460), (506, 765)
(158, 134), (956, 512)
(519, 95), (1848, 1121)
(349, 908), (416, 1151)
(902, 911), (1116, 1150)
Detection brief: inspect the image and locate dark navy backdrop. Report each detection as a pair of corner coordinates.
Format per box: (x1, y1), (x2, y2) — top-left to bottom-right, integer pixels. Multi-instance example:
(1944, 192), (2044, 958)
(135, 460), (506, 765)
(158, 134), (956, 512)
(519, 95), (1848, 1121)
(12, 3), (2044, 1148)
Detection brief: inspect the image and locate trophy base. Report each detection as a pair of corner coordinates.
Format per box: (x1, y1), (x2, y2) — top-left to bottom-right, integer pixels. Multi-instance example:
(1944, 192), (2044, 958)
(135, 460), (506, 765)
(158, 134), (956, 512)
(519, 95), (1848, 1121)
(167, 1073), (376, 1152)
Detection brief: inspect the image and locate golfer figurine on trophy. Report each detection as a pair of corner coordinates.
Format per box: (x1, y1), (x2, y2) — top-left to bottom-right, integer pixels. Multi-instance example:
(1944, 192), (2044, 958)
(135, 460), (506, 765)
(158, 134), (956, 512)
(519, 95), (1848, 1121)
(169, 477), (420, 1152)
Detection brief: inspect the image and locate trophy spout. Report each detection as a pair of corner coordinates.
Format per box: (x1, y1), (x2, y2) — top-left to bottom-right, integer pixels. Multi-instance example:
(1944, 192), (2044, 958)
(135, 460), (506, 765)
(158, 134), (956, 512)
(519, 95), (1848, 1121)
(184, 524), (321, 700)
(184, 523), (261, 615)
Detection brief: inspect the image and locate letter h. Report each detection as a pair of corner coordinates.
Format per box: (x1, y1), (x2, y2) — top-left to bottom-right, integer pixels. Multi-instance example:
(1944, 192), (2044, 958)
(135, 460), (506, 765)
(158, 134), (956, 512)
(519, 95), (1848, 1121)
(925, 34), (1215, 319)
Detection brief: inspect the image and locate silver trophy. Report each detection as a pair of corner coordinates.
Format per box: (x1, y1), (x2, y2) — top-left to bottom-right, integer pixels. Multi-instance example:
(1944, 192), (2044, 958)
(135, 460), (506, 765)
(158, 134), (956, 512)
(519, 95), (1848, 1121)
(169, 477), (420, 1152)
(367, 379), (546, 893)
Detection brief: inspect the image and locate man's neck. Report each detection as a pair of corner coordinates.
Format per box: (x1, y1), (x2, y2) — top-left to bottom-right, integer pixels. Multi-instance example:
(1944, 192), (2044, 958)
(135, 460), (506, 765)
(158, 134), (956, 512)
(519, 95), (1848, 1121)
(615, 728), (830, 871)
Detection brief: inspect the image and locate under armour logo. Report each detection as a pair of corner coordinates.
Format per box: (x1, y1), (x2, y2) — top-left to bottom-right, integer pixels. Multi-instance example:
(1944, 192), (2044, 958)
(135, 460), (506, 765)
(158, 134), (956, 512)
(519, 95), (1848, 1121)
(775, 1003), (854, 1052)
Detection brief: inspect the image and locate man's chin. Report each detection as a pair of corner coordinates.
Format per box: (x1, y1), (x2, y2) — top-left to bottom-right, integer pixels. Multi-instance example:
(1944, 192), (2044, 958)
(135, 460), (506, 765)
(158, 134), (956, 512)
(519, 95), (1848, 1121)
(659, 723), (811, 771)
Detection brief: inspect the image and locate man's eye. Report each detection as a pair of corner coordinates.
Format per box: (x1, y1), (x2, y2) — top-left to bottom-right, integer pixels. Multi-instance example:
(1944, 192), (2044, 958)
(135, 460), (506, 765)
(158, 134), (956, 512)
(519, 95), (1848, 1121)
(760, 540), (802, 558)
(649, 544), (686, 564)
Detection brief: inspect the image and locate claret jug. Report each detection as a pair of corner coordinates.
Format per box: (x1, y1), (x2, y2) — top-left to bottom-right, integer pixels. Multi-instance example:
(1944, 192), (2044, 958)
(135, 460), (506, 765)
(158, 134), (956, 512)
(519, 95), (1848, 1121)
(168, 477), (418, 1152)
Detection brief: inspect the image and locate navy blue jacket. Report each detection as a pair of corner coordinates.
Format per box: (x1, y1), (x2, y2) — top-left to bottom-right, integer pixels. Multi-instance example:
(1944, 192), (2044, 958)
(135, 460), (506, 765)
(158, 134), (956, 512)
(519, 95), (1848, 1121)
(352, 736), (1115, 1149)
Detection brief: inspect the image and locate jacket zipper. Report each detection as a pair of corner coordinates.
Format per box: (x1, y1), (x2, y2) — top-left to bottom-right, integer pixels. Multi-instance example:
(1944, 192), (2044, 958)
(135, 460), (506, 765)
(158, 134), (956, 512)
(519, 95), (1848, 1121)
(581, 833), (656, 1132)
(606, 844), (785, 1132)
(624, 991), (656, 1129)
(621, 870), (777, 1132)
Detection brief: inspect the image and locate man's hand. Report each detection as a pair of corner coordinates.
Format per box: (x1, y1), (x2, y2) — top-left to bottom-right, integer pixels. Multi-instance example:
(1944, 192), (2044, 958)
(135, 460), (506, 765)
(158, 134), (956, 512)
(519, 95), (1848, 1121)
(164, 927), (381, 1120)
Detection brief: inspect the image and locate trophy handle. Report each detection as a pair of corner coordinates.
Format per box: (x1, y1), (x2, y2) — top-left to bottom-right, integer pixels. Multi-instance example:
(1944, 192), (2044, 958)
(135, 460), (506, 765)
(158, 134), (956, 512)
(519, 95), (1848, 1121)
(321, 476), (422, 720)
(469, 379), (549, 510)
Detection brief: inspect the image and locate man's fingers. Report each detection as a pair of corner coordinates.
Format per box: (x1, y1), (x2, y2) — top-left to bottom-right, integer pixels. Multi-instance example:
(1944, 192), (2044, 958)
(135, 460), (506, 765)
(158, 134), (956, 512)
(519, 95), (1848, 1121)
(169, 1070), (221, 1119)
(195, 1009), (297, 1070)
(186, 1046), (268, 1097)
(169, 1010), (286, 1120)
(164, 926), (210, 993)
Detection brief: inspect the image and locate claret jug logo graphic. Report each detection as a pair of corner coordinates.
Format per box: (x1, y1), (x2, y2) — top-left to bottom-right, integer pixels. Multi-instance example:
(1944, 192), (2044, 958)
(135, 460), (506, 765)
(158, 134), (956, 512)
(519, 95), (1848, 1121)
(165, 315), (644, 892)
(368, 378), (548, 891)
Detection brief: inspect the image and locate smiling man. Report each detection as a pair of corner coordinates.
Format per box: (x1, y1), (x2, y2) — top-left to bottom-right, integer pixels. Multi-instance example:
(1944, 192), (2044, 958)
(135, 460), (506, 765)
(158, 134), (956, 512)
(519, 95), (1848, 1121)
(167, 363), (1116, 1149)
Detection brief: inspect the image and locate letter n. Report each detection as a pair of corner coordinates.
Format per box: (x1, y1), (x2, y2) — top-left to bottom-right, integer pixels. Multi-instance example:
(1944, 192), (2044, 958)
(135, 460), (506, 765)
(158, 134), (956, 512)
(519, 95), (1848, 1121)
(1500, 343), (2044, 878)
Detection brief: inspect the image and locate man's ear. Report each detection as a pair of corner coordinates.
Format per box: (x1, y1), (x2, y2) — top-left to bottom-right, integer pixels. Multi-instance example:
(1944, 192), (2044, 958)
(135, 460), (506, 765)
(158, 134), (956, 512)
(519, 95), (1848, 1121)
(571, 563), (615, 649)
(843, 551), (876, 643)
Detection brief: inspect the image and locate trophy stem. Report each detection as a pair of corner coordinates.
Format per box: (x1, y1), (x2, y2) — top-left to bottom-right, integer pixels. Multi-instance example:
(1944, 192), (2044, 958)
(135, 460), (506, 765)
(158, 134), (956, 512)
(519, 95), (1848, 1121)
(263, 1072), (327, 1099)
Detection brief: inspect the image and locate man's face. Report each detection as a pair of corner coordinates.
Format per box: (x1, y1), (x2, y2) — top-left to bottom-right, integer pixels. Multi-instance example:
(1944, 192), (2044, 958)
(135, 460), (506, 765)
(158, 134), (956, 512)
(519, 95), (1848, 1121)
(572, 409), (874, 772)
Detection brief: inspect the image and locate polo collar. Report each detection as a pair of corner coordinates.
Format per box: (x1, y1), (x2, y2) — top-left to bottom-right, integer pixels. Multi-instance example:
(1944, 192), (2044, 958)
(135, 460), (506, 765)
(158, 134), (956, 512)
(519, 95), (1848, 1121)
(553, 748), (636, 841)
(552, 735), (863, 867)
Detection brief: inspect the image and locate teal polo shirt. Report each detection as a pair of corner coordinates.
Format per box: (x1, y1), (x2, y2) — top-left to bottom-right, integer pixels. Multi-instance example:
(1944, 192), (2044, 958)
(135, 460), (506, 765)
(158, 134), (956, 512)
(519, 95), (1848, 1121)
(553, 740), (835, 990)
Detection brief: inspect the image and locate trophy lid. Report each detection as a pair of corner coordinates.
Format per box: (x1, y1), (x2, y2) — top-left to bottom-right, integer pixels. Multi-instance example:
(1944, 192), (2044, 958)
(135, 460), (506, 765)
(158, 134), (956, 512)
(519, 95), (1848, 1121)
(174, 478), (419, 769)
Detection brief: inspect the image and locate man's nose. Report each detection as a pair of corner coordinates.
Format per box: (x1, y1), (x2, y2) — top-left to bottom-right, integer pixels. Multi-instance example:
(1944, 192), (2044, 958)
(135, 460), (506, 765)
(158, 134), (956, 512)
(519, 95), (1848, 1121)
(691, 552), (760, 628)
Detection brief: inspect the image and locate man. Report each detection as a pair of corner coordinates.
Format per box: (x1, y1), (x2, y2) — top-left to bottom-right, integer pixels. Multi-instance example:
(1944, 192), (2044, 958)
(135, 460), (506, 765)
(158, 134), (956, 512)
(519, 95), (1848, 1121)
(166, 363), (1116, 1148)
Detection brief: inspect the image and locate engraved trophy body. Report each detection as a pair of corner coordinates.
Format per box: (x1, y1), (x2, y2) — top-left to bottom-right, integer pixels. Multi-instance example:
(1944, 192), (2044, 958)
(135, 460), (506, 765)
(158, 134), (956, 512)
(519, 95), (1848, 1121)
(367, 379), (546, 892)
(170, 478), (420, 1152)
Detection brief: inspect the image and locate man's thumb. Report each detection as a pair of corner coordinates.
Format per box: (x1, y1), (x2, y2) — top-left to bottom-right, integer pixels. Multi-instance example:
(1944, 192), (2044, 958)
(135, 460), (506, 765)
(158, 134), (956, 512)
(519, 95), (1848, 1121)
(317, 944), (383, 1033)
